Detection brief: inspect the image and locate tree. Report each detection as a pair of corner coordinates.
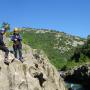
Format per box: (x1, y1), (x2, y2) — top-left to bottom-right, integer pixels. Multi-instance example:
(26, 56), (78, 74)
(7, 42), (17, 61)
(2, 22), (10, 31)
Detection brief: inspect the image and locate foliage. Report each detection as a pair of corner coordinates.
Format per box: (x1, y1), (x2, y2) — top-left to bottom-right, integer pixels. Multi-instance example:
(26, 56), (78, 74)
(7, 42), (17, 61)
(19, 28), (84, 69)
(69, 35), (90, 66)
(7, 27), (90, 70)
(7, 27), (88, 70)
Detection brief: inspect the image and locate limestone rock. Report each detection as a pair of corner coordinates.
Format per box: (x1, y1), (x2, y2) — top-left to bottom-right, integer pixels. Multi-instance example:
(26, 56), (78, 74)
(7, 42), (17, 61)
(0, 45), (67, 90)
(60, 63), (90, 89)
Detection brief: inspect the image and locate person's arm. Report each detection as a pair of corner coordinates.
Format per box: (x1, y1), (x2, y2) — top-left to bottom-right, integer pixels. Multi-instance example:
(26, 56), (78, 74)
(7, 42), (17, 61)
(0, 32), (5, 46)
(11, 35), (15, 41)
(17, 35), (22, 41)
(0, 39), (5, 46)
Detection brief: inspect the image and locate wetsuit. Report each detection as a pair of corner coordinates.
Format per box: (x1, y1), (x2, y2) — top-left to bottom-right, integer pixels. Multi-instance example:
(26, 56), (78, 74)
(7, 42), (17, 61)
(11, 33), (22, 60)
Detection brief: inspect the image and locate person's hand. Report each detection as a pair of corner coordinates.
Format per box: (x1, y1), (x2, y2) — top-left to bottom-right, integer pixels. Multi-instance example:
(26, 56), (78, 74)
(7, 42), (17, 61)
(15, 39), (17, 41)
(16, 35), (19, 38)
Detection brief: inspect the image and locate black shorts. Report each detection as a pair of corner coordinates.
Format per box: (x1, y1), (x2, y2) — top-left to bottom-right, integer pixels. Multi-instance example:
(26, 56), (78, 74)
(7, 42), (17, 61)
(0, 45), (9, 53)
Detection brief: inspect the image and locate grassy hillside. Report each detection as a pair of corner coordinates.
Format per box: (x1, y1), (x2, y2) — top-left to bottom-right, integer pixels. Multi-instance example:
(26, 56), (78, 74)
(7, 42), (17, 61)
(17, 28), (85, 69)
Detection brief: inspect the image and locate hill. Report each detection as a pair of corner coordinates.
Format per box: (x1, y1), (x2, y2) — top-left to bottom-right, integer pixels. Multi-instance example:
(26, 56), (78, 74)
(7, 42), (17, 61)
(0, 43), (66, 90)
(16, 28), (85, 69)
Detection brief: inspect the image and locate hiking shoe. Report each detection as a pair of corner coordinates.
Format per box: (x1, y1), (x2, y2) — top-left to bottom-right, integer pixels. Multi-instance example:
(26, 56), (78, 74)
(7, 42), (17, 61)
(4, 60), (9, 66)
(20, 59), (24, 63)
(19, 57), (24, 63)
(20, 60), (24, 63)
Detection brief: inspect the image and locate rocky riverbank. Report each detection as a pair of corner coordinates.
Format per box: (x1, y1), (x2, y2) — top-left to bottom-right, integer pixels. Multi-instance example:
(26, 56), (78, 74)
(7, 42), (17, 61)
(59, 63), (90, 90)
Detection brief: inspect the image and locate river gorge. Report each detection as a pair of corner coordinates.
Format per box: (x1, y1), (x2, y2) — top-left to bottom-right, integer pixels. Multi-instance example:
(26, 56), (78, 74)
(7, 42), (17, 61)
(59, 64), (90, 90)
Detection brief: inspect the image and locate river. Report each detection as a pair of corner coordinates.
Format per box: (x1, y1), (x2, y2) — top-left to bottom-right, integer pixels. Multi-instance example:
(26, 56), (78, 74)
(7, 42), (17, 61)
(65, 82), (85, 90)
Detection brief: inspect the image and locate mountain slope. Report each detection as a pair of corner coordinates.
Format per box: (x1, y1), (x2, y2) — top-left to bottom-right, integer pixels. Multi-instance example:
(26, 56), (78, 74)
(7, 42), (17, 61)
(18, 28), (84, 69)
(0, 44), (67, 90)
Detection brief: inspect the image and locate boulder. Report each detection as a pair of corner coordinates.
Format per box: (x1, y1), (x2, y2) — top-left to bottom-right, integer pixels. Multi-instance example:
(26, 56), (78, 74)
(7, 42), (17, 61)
(0, 44), (67, 90)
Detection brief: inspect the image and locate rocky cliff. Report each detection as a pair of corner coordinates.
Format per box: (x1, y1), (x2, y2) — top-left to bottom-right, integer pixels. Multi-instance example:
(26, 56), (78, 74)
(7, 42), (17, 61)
(60, 63), (90, 89)
(0, 44), (67, 90)
(19, 29), (85, 69)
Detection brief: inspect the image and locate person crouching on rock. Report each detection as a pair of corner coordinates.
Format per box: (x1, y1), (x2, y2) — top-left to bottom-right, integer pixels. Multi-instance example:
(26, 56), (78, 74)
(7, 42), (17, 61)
(0, 23), (10, 65)
(11, 28), (23, 63)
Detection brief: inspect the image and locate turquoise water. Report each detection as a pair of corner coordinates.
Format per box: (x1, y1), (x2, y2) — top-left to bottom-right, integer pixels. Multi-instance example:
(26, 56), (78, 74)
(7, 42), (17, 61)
(66, 82), (85, 90)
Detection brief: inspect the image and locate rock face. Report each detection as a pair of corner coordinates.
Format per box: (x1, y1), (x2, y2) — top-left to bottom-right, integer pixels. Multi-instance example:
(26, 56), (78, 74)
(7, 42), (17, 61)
(60, 64), (90, 89)
(0, 44), (66, 90)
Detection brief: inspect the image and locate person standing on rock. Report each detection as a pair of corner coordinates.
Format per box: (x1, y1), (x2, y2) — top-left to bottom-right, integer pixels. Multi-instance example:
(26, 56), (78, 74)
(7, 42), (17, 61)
(11, 28), (23, 62)
(0, 23), (10, 65)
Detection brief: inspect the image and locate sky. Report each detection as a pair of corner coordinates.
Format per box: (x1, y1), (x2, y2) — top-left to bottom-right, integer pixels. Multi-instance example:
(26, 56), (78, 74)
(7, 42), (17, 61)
(0, 0), (90, 38)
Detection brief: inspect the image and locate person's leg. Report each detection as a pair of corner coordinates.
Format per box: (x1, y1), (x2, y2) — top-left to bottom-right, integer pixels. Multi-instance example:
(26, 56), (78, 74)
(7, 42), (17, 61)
(18, 49), (22, 60)
(18, 44), (23, 62)
(0, 45), (9, 64)
(13, 45), (17, 58)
